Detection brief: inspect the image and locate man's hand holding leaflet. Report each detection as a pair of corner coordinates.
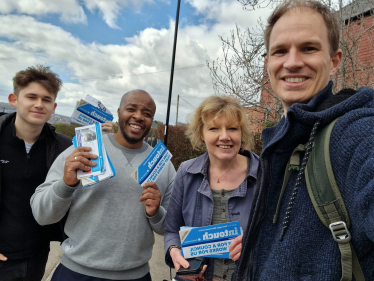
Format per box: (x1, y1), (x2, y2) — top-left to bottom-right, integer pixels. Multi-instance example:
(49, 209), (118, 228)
(63, 147), (97, 187)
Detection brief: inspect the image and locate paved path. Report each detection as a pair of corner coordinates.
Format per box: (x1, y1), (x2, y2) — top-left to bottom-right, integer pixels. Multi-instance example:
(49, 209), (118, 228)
(43, 234), (176, 281)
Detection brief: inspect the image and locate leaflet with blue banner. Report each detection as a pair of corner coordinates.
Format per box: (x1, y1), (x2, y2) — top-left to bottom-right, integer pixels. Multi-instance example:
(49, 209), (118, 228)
(130, 140), (172, 186)
(77, 101), (114, 123)
(70, 101), (95, 125)
(70, 96), (113, 126)
(72, 136), (116, 187)
(84, 95), (113, 115)
(75, 123), (104, 179)
(179, 222), (242, 259)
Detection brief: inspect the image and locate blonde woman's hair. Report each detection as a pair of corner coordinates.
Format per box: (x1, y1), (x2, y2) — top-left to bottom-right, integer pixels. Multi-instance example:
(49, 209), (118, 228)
(186, 95), (251, 150)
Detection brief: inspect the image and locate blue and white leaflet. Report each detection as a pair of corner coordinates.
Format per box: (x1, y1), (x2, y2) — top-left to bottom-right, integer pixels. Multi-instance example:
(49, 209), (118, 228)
(130, 140), (172, 186)
(84, 95), (113, 115)
(70, 96), (113, 126)
(77, 103), (114, 123)
(72, 136), (116, 187)
(179, 222), (242, 259)
(75, 123), (104, 179)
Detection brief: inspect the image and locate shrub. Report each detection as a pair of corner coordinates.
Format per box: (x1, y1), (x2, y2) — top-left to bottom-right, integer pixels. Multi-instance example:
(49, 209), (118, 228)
(53, 123), (80, 139)
(157, 124), (206, 170)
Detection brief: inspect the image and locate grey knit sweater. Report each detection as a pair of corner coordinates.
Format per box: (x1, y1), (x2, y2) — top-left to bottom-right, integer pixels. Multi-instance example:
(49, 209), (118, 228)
(31, 134), (176, 280)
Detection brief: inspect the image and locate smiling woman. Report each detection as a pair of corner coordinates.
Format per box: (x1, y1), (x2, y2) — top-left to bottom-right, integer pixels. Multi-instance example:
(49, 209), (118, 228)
(164, 95), (259, 281)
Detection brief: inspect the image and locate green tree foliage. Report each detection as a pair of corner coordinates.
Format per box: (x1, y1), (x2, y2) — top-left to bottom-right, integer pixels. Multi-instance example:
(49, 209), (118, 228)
(53, 123), (80, 139)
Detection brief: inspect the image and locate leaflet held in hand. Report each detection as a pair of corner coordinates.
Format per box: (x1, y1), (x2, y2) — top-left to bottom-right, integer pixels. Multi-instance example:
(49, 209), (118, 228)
(70, 95), (113, 126)
(75, 123), (104, 179)
(72, 134), (116, 187)
(179, 222), (242, 259)
(131, 140), (172, 186)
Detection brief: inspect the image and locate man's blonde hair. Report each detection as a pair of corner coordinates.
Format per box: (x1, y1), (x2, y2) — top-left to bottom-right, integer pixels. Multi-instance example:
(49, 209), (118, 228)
(186, 95), (251, 150)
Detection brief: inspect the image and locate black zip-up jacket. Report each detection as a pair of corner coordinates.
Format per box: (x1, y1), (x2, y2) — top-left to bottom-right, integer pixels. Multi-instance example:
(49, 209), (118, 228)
(0, 112), (72, 259)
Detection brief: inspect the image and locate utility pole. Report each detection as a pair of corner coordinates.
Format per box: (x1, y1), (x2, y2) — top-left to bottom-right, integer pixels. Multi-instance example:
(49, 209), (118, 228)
(176, 95), (179, 125)
(164, 0), (181, 146)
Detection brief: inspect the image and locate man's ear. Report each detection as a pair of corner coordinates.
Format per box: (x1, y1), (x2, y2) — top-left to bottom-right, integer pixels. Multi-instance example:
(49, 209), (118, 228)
(330, 49), (342, 76)
(117, 108), (120, 119)
(8, 93), (18, 108)
(53, 103), (57, 114)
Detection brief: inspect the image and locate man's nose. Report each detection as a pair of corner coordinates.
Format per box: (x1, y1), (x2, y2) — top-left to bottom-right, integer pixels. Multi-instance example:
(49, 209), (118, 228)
(283, 49), (304, 70)
(34, 99), (43, 108)
(132, 110), (143, 120)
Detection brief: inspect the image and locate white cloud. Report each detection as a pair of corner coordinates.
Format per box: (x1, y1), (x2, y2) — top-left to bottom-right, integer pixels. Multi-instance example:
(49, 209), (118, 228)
(0, 0), (156, 28)
(83, 0), (154, 29)
(0, 0), (271, 124)
(0, 0), (87, 24)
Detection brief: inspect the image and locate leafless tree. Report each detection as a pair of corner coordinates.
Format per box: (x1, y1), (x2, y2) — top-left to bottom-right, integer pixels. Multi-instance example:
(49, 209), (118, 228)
(208, 0), (374, 130)
(207, 23), (283, 129)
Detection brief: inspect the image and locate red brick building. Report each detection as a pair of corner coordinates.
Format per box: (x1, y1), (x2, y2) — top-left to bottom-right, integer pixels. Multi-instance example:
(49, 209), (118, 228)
(246, 1), (374, 133)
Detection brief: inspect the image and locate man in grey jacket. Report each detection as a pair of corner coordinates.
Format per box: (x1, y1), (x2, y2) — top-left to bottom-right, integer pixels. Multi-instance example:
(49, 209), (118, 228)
(31, 90), (176, 281)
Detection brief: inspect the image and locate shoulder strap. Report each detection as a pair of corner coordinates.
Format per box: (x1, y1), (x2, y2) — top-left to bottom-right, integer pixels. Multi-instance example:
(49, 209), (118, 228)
(305, 118), (365, 281)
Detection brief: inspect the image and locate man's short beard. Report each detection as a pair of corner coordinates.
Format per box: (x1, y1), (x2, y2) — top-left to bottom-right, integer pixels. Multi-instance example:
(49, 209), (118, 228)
(119, 122), (150, 144)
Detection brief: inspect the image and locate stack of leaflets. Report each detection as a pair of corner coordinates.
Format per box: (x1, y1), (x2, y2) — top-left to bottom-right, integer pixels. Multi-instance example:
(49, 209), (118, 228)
(70, 95), (114, 126)
(179, 221), (242, 259)
(73, 123), (116, 187)
(131, 141), (172, 186)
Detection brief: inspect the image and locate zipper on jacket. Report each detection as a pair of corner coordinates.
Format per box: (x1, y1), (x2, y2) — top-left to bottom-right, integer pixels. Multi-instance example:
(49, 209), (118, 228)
(245, 156), (270, 280)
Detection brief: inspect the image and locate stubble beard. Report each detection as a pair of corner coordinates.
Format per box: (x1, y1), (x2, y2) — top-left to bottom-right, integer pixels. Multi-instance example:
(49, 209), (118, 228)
(119, 121), (151, 145)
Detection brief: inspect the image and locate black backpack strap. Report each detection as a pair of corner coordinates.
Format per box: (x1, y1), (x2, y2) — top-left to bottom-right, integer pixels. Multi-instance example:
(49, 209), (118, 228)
(305, 118), (365, 281)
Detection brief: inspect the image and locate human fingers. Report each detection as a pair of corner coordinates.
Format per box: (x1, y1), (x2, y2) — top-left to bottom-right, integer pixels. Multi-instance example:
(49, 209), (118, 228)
(229, 234), (242, 252)
(64, 148), (97, 187)
(139, 186), (161, 198)
(102, 121), (115, 134)
(139, 192), (160, 203)
(70, 153), (98, 166)
(229, 234), (243, 261)
(142, 182), (159, 191)
(0, 253), (7, 261)
(171, 249), (189, 271)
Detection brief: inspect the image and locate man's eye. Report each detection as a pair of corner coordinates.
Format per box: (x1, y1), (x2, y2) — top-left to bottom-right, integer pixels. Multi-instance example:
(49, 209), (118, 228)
(144, 113), (151, 118)
(302, 47), (317, 52)
(273, 49), (287, 55)
(126, 108), (134, 111)
(44, 99), (51, 103)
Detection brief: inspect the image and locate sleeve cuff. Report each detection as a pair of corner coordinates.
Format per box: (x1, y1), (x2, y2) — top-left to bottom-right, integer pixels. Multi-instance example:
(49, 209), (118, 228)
(146, 205), (166, 225)
(53, 178), (80, 199)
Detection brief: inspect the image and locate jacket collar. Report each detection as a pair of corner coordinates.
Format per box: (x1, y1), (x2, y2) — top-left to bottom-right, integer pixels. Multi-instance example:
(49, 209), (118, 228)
(262, 81), (374, 154)
(185, 151), (258, 198)
(186, 151), (258, 179)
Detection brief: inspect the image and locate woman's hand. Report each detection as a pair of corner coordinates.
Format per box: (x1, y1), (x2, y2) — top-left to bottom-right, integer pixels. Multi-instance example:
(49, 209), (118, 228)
(229, 234), (243, 261)
(170, 248), (207, 280)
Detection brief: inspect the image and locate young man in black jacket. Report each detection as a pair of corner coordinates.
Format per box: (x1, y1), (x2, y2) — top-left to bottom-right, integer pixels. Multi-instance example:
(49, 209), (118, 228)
(0, 65), (72, 281)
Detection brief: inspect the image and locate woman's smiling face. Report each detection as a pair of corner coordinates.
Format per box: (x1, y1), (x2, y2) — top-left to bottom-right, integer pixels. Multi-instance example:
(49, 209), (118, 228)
(201, 114), (242, 163)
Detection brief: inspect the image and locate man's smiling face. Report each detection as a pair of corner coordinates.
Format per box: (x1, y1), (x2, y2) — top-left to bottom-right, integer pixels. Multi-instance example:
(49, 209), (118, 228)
(265, 7), (341, 114)
(9, 81), (57, 127)
(117, 90), (155, 148)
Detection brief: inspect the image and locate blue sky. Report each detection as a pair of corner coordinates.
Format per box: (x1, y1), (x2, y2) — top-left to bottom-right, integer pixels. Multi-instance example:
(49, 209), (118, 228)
(0, 0), (270, 123)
